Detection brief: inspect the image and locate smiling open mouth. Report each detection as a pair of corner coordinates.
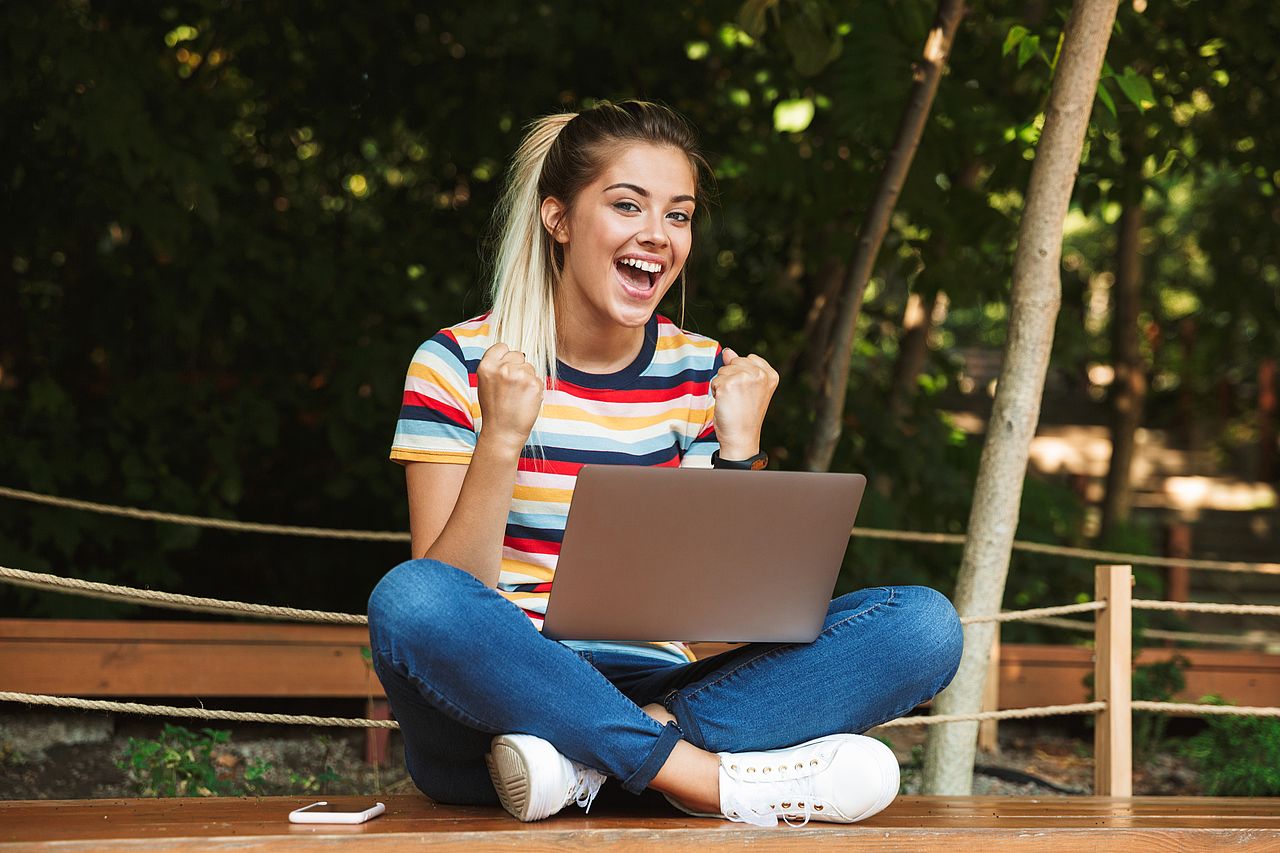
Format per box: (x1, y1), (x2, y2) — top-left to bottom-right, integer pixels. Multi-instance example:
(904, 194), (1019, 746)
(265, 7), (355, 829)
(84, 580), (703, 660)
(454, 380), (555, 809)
(615, 257), (659, 291)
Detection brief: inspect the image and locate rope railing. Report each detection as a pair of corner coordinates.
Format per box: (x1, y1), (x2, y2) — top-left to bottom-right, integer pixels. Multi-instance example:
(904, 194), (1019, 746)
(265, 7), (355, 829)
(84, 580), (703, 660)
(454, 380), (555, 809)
(0, 486), (410, 543)
(4, 484), (1279, 574)
(7, 562), (1275, 647)
(0, 564), (1110, 627)
(0, 566), (367, 624)
(0, 692), (399, 729)
(0, 570), (1119, 731)
(2, 554), (1277, 792)
(1024, 615), (1280, 648)
(5, 693), (1276, 732)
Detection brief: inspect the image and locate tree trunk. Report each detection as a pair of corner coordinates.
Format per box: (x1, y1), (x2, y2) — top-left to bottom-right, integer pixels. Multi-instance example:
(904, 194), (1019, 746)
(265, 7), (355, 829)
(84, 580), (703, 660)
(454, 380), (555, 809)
(804, 0), (966, 472)
(921, 0), (1120, 794)
(1100, 156), (1147, 542)
(1176, 318), (1198, 450)
(783, 255), (846, 389)
(1260, 358), (1277, 482)
(888, 290), (941, 416)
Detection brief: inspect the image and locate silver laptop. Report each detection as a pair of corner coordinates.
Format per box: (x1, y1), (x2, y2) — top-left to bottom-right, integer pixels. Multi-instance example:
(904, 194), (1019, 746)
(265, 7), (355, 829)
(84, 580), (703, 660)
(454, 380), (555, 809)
(540, 465), (866, 644)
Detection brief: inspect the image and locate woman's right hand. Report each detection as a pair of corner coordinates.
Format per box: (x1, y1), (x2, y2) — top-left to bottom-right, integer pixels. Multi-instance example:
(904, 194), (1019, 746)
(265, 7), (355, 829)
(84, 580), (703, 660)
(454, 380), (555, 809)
(476, 343), (544, 453)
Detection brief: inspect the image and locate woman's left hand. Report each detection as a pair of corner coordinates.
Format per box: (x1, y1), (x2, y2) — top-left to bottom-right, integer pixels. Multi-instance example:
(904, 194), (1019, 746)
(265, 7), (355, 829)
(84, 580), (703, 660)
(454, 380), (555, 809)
(710, 347), (779, 459)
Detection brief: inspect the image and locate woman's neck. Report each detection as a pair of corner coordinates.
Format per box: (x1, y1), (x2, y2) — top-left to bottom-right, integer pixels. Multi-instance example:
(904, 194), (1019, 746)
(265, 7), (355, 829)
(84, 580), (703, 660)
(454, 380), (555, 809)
(554, 299), (648, 374)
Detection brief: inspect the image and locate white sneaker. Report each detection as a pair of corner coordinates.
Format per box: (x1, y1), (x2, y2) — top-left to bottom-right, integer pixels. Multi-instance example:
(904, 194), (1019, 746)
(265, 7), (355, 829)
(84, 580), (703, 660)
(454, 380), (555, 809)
(485, 733), (606, 822)
(665, 733), (899, 827)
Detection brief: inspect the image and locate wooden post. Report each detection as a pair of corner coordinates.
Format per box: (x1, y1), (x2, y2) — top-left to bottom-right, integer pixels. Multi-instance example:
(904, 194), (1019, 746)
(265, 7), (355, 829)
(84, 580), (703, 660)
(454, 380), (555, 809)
(1164, 522), (1191, 605)
(366, 698), (392, 767)
(978, 631), (1001, 754)
(1094, 564), (1133, 796)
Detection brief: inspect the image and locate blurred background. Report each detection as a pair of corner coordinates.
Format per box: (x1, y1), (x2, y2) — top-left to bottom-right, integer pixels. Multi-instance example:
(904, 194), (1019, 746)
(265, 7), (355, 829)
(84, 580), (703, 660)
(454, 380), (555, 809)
(2, 0), (1277, 638)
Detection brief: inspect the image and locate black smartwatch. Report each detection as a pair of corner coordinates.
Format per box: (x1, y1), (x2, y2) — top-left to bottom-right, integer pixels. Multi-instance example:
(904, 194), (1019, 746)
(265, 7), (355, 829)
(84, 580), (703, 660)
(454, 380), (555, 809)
(711, 449), (769, 470)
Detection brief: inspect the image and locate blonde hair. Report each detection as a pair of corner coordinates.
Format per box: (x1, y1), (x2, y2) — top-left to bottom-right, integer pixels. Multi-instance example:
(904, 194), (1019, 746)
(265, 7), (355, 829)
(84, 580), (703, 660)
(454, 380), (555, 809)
(484, 100), (712, 390)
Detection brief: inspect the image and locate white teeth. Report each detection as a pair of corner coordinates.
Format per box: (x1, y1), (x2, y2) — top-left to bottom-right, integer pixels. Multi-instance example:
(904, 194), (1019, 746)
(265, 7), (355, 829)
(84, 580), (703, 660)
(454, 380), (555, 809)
(620, 257), (663, 274)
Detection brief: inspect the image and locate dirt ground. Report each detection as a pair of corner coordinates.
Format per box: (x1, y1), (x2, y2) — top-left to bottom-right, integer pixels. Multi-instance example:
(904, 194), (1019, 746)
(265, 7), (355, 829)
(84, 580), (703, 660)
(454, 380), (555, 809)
(0, 709), (1203, 801)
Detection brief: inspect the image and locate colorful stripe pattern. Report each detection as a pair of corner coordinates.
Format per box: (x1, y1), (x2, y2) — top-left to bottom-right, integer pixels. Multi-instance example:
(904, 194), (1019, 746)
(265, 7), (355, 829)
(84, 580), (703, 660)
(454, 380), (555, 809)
(391, 311), (724, 663)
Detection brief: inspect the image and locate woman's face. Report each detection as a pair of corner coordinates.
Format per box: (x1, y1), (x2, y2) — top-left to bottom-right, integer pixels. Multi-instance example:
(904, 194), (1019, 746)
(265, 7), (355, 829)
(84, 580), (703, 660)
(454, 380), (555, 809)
(544, 143), (697, 331)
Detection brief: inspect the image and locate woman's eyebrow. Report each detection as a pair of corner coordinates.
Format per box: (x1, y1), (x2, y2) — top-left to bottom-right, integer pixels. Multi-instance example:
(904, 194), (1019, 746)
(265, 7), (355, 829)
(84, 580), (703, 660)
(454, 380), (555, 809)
(604, 182), (696, 204)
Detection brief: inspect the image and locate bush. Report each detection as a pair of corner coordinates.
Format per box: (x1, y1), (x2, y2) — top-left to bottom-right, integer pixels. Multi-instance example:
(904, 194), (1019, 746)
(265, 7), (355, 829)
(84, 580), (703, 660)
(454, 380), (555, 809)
(116, 724), (240, 797)
(1181, 697), (1280, 796)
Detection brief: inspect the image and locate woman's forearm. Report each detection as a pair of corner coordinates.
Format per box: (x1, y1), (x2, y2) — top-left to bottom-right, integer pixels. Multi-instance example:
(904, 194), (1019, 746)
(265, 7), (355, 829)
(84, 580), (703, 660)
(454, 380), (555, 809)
(424, 433), (524, 588)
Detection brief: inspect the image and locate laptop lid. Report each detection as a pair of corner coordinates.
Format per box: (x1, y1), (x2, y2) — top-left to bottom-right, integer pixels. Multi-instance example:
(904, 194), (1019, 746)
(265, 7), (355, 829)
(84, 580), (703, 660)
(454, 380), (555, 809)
(540, 466), (866, 644)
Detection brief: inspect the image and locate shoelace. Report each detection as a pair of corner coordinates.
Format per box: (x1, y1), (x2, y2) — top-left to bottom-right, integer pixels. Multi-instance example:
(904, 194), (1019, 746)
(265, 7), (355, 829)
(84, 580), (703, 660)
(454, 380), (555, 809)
(722, 777), (825, 827)
(721, 748), (837, 828)
(567, 763), (606, 814)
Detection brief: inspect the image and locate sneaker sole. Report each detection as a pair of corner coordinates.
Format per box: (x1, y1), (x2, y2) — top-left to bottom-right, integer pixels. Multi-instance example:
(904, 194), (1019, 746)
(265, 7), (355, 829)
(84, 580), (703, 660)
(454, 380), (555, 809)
(486, 737), (536, 822)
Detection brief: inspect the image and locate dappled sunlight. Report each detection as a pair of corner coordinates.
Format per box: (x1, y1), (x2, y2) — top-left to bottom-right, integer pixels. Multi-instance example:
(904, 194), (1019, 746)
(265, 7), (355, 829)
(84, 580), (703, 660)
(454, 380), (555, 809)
(946, 415), (1280, 513)
(1159, 476), (1278, 513)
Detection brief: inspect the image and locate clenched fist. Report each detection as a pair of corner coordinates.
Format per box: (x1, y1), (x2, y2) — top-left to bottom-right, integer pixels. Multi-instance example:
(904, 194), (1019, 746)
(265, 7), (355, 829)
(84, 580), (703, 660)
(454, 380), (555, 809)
(476, 343), (544, 453)
(710, 347), (779, 459)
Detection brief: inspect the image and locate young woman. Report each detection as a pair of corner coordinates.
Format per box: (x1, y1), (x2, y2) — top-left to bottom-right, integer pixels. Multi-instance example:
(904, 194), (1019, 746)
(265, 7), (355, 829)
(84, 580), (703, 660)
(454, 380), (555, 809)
(368, 100), (963, 828)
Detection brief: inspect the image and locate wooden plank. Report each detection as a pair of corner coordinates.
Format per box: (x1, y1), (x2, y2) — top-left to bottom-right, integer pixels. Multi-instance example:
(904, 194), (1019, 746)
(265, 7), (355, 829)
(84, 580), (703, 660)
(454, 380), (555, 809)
(0, 620), (370, 643)
(1, 796), (1278, 852)
(999, 644), (1280, 709)
(0, 620), (380, 698)
(1095, 564), (1133, 797)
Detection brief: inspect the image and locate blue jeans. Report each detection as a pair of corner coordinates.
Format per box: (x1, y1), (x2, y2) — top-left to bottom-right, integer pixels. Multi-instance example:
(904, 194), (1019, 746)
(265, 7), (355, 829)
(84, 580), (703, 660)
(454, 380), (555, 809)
(367, 558), (963, 806)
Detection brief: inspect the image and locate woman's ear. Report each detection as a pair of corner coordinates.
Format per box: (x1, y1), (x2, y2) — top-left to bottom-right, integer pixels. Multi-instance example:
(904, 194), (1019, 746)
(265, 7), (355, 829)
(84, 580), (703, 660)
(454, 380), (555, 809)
(540, 196), (569, 244)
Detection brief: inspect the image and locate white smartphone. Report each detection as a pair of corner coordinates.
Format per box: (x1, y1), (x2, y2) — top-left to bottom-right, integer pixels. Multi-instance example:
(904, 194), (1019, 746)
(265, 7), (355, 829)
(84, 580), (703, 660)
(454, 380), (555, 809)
(288, 801), (386, 824)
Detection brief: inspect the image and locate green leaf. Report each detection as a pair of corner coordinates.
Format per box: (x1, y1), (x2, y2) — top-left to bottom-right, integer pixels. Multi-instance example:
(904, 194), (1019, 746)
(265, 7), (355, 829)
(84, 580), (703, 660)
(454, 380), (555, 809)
(1096, 80), (1116, 117)
(1002, 25), (1028, 57)
(779, 0), (842, 76)
(737, 0), (779, 38)
(1016, 34), (1040, 69)
(1115, 66), (1156, 111)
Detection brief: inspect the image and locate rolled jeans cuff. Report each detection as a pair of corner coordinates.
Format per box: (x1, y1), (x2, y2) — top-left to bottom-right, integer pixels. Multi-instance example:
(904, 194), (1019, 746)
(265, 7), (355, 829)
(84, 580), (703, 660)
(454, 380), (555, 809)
(620, 720), (683, 794)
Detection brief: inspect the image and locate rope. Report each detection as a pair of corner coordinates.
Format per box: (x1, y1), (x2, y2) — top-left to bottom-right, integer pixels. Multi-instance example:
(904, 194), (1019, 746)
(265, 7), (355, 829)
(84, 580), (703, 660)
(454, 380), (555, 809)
(0, 692), (399, 728)
(960, 601), (1105, 624)
(1132, 599), (1280, 617)
(0, 486), (410, 542)
(0, 567), (367, 625)
(1132, 701), (1280, 718)
(4, 563), (1108, 628)
(1017, 616), (1280, 648)
(6, 691), (1275, 735)
(849, 525), (1280, 574)
(875, 702), (1107, 727)
(5, 484), (1279, 574)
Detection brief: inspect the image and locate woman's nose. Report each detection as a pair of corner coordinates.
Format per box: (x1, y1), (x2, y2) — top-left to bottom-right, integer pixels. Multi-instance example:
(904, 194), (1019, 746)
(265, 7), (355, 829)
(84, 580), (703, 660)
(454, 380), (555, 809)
(638, 211), (669, 247)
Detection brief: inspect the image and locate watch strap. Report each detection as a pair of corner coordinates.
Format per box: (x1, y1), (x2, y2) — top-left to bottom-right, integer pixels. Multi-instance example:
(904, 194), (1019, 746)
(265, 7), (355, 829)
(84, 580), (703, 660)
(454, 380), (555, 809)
(711, 449), (769, 470)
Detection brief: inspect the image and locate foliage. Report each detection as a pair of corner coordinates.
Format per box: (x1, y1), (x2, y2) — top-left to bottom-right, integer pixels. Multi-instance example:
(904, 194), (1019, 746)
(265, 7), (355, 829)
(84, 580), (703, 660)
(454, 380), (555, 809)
(116, 724), (239, 797)
(1181, 697), (1280, 796)
(1084, 651), (1186, 766)
(115, 723), (344, 797)
(1, 0), (1277, 618)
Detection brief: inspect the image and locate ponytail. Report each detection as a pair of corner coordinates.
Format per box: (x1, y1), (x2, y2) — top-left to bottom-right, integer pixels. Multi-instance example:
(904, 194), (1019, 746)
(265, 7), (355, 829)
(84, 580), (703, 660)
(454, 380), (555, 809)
(486, 112), (575, 391)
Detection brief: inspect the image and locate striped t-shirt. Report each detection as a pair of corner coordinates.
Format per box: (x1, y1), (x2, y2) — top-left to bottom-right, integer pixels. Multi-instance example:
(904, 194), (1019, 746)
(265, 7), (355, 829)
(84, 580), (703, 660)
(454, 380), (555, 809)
(390, 311), (724, 664)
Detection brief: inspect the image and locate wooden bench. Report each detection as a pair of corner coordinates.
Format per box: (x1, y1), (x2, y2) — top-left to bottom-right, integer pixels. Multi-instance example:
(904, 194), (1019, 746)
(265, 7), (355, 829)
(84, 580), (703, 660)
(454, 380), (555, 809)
(2, 794), (1278, 851)
(4, 619), (1278, 765)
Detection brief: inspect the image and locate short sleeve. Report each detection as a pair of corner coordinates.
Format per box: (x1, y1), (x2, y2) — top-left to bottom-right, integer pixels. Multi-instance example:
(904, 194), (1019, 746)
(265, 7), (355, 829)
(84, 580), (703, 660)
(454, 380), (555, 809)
(679, 345), (723, 469)
(390, 329), (478, 465)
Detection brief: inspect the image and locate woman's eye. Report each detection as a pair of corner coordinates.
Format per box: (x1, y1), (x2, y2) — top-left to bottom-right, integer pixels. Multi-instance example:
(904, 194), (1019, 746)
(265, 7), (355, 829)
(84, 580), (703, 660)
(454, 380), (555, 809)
(668, 211), (691, 223)
(613, 201), (640, 213)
